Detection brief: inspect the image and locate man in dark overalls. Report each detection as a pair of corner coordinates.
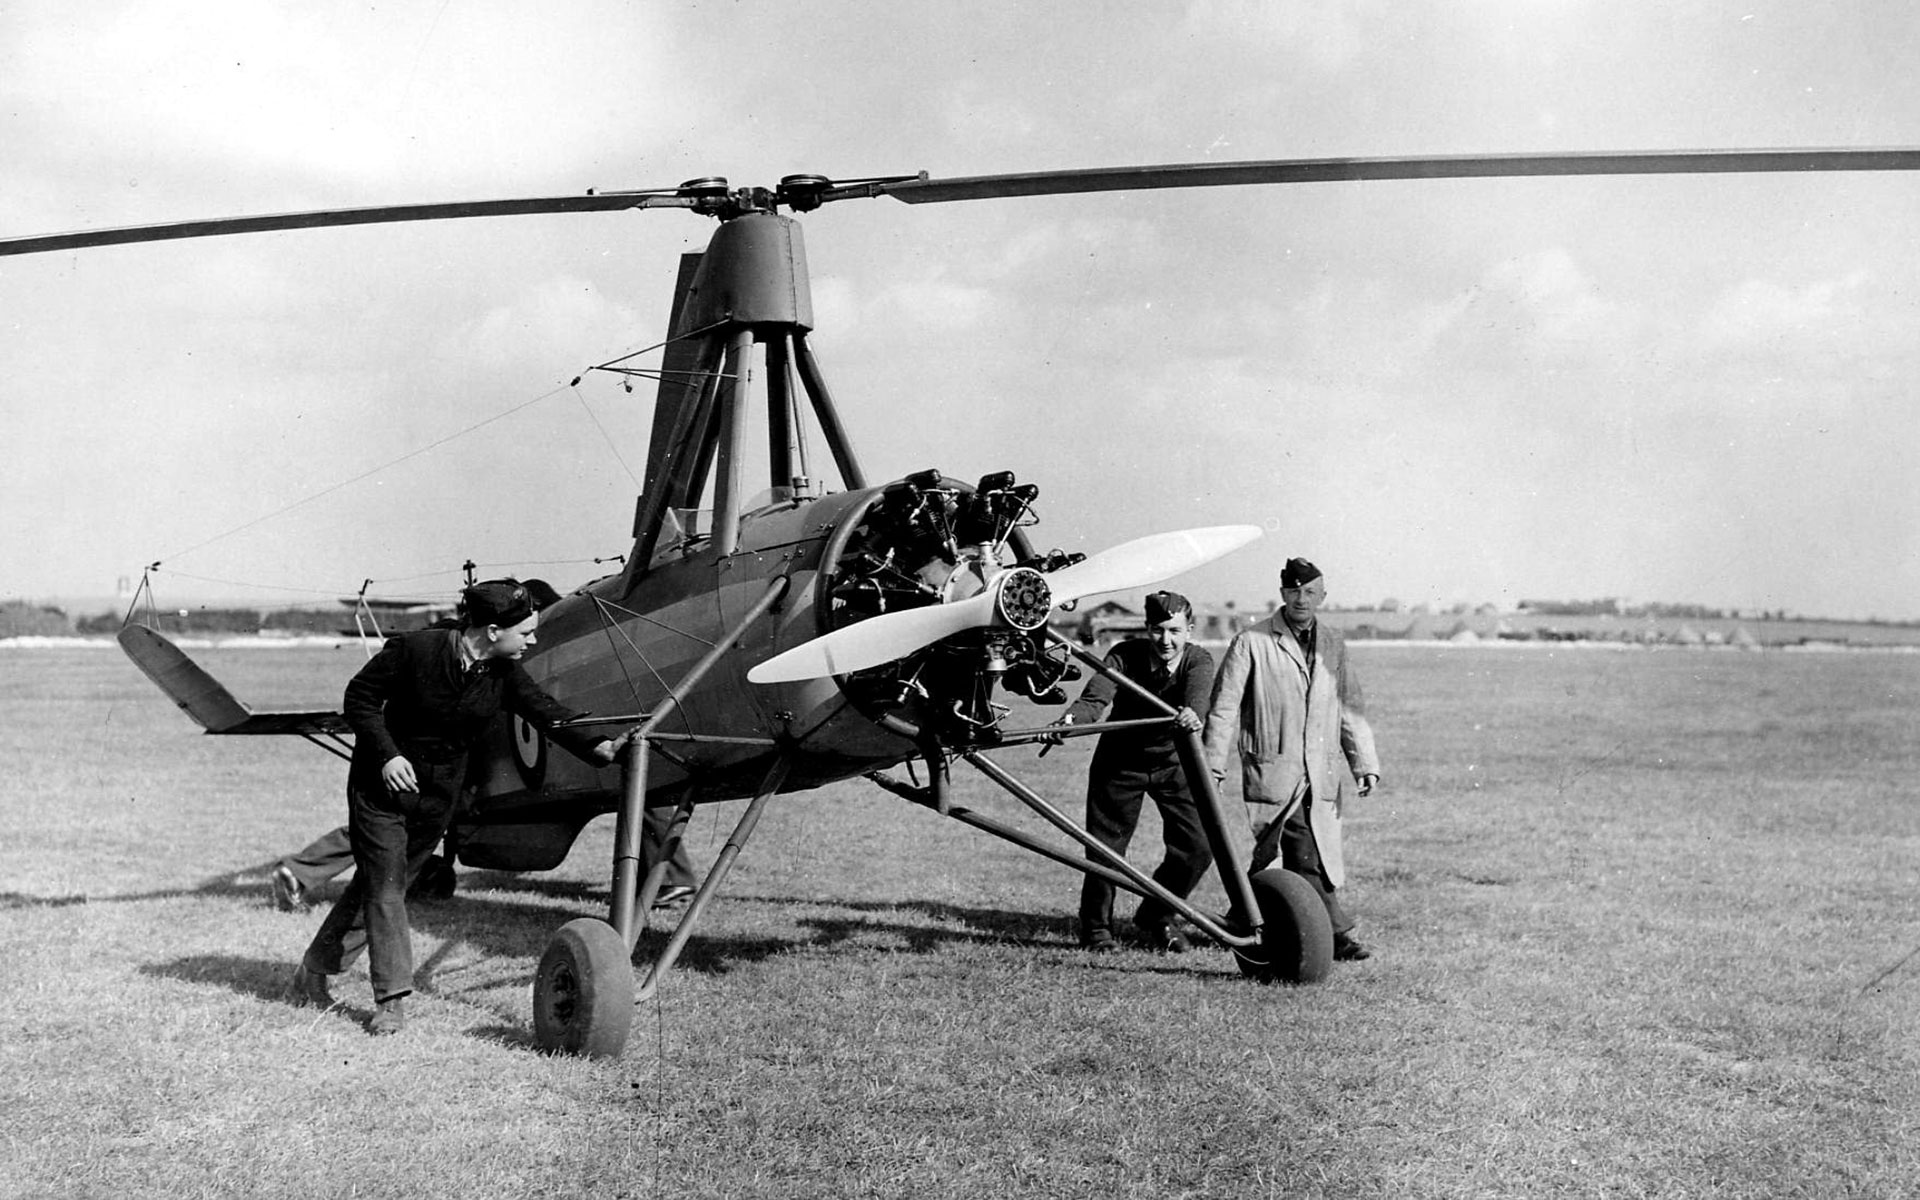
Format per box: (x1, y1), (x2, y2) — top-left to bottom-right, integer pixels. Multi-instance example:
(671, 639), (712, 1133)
(289, 580), (622, 1035)
(1055, 590), (1216, 953)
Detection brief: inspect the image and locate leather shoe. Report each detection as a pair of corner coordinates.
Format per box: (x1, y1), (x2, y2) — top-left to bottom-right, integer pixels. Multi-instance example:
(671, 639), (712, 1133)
(270, 865), (303, 911)
(1135, 922), (1189, 954)
(1080, 930), (1119, 954)
(1333, 933), (1372, 961)
(288, 964), (333, 1008)
(368, 996), (406, 1036)
(652, 884), (696, 909)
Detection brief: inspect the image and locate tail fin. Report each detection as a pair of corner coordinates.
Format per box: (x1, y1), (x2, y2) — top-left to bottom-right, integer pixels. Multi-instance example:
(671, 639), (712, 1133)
(117, 624), (348, 736)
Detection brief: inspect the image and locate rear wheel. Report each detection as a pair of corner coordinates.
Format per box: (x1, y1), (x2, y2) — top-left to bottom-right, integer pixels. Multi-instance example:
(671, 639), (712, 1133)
(1233, 868), (1334, 984)
(533, 918), (634, 1058)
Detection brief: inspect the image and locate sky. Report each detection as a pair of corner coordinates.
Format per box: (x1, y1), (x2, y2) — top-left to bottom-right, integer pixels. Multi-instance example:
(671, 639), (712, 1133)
(4, 1), (1919, 620)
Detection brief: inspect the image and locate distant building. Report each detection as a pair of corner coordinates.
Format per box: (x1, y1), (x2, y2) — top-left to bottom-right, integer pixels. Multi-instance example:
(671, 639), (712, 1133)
(338, 596), (457, 638)
(1067, 599), (1254, 648)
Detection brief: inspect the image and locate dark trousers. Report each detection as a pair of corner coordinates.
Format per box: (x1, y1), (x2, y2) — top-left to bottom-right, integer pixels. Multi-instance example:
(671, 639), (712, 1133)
(281, 825), (353, 893)
(287, 790), (693, 906)
(1252, 797), (1352, 935)
(303, 759), (462, 1001)
(645, 805), (698, 890)
(1078, 757), (1213, 939)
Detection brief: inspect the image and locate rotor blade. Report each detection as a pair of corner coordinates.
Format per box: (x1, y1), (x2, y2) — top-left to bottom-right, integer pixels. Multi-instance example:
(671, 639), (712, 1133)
(839, 148), (1920, 206)
(748, 591), (998, 684)
(0, 191), (690, 257)
(1047, 525), (1264, 604)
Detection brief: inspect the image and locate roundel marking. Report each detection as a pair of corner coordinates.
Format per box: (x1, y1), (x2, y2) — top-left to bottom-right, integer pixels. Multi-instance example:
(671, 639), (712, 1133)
(512, 714), (548, 789)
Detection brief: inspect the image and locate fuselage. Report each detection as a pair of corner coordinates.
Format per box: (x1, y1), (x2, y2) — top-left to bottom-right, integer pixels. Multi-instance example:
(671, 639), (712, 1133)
(453, 484), (919, 868)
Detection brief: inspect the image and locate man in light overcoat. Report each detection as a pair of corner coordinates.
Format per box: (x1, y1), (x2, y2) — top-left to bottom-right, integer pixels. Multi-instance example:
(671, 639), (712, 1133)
(1203, 557), (1382, 959)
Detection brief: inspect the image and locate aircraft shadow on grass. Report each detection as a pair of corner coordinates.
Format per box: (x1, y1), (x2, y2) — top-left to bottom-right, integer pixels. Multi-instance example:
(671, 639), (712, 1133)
(403, 887), (1088, 972)
(128, 870), (1207, 1045)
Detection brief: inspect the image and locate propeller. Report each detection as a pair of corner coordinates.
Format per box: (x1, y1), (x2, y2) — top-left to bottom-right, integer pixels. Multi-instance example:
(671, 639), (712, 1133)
(8, 148), (1920, 257)
(747, 524), (1261, 684)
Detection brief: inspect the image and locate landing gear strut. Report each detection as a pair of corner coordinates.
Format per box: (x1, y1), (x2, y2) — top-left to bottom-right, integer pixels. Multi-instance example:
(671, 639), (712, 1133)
(530, 577), (790, 1058)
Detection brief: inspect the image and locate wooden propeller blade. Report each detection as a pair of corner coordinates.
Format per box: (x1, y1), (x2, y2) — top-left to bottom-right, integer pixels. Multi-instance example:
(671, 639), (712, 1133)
(748, 524), (1261, 683)
(849, 147), (1920, 206)
(748, 591), (998, 683)
(0, 191), (687, 257)
(1045, 525), (1263, 605)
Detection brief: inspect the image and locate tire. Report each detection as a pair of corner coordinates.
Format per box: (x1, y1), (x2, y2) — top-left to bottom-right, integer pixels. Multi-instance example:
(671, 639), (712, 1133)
(533, 918), (635, 1058)
(1233, 867), (1334, 984)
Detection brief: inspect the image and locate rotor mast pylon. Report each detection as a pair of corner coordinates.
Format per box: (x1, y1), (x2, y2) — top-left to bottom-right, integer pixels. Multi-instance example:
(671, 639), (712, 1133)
(620, 209), (865, 588)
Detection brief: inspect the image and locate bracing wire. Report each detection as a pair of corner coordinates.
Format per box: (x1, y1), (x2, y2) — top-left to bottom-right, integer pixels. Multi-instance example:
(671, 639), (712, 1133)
(571, 385), (644, 489)
(154, 385), (572, 567)
(135, 312), (708, 599)
(577, 317), (731, 380)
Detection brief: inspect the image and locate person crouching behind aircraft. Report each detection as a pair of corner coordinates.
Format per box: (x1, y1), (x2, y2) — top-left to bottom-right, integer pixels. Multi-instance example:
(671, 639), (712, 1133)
(1203, 557), (1382, 961)
(1051, 590), (1216, 953)
(288, 579), (624, 1035)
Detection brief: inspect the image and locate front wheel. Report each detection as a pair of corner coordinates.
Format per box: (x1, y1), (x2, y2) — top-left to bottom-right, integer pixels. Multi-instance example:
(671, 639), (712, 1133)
(533, 918), (634, 1058)
(1233, 867), (1334, 984)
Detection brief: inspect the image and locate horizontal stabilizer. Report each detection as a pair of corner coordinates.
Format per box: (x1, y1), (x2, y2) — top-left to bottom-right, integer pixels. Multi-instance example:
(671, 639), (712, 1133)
(117, 624), (349, 736)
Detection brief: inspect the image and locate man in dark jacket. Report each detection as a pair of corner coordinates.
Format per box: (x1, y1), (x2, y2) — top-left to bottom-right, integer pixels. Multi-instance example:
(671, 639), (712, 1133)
(269, 579), (699, 912)
(289, 579), (622, 1035)
(1053, 590), (1216, 953)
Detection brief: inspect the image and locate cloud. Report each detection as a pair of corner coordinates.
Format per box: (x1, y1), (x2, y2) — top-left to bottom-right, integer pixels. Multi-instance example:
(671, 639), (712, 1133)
(2, 3), (682, 199)
(449, 276), (643, 372)
(864, 274), (997, 332)
(1697, 271), (1869, 352)
(1415, 246), (1635, 369)
(810, 276), (862, 337)
(1178, 0), (1364, 74)
(939, 81), (1047, 156)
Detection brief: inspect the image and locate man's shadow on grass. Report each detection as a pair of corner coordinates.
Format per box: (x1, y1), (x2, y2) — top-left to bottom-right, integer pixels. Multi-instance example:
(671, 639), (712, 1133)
(1, 863), (291, 910)
(2, 857), (529, 911)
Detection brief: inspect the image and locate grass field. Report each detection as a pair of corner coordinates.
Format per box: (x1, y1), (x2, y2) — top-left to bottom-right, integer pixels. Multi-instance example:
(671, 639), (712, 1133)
(2, 642), (1918, 1198)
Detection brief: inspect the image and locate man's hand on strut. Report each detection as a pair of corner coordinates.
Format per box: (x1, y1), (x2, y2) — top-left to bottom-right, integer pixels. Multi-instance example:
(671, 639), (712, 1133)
(381, 755), (418, 794)
(1356, 773), (1379, 797)
(1173, 706), (1202, 733)
(1038, 714), (1073, 753)
(594, 729), (638, 765)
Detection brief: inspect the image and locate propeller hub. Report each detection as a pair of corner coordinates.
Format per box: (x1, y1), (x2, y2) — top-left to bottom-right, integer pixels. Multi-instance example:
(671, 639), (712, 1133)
(994, 567), (1052, 631)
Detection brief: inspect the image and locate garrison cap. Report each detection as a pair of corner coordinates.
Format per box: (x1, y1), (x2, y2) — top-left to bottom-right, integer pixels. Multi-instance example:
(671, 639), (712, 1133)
(1144, 590), (1192, 624)
(1281, 558), (1323, 589)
